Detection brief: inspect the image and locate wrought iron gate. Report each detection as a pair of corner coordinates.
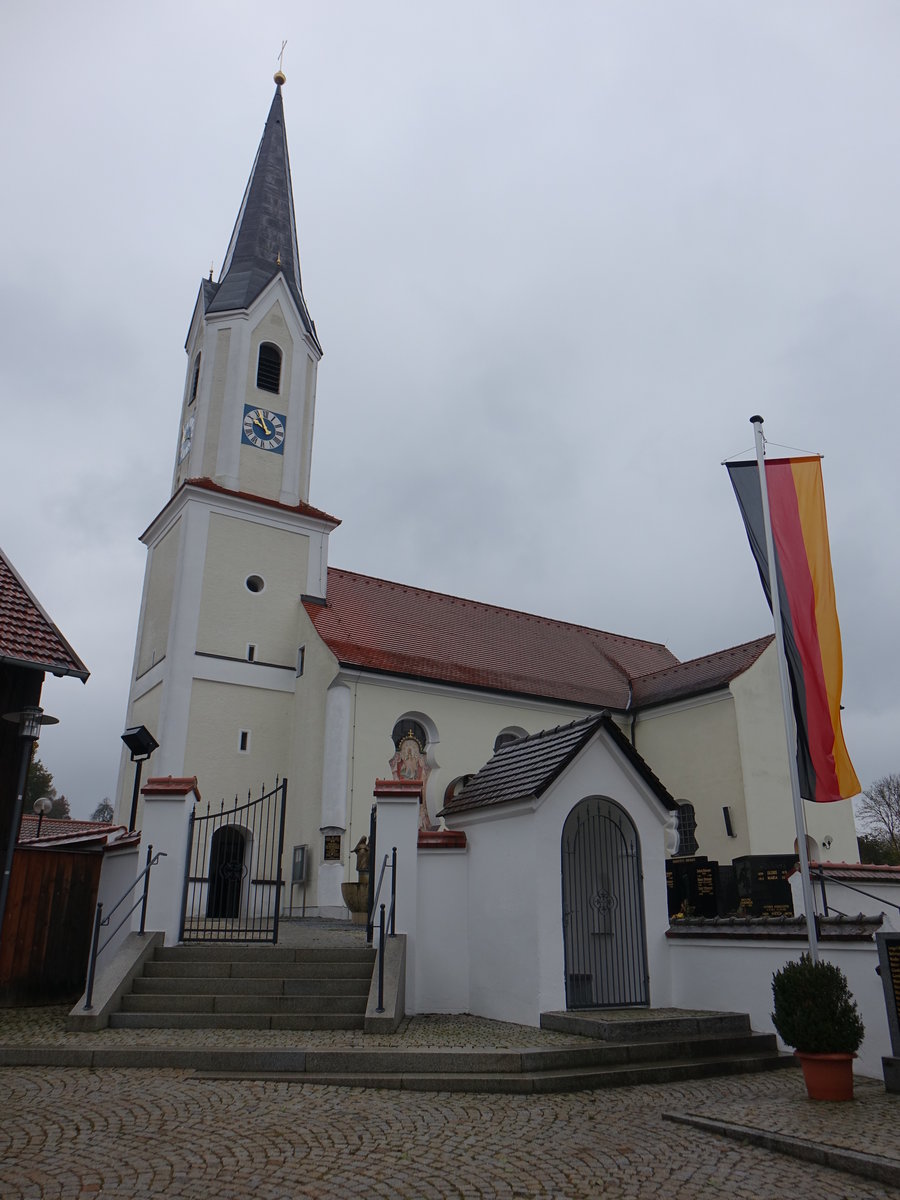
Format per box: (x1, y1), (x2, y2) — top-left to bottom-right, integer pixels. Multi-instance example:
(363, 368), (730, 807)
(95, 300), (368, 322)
(561, 796), (648, 1008)
(180, 778), (287, 942)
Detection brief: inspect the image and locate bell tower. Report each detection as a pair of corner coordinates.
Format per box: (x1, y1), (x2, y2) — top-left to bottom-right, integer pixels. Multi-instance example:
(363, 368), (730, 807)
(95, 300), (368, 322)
(172, 75), (322, 507)
(117, 74), (339, 824)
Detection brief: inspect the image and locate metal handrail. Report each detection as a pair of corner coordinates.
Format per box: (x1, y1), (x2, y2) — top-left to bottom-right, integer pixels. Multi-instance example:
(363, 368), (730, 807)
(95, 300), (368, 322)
(811, 867), (900, 918)
(375, 847), (397, 1014)
(83, 844), (167, 1010)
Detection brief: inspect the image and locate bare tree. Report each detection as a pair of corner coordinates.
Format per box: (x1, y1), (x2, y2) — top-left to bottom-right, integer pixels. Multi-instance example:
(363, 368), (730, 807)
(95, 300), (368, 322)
(90, 799), (115, 823)
(857, 774), (900, 857)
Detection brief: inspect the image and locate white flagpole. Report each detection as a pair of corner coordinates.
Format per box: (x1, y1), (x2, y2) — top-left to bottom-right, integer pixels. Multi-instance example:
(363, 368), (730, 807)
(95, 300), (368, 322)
(750, 415), (819, 963)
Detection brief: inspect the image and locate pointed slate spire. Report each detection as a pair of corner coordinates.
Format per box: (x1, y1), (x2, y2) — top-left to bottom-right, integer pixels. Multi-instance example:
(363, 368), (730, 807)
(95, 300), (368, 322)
(207, 79), (320, 350)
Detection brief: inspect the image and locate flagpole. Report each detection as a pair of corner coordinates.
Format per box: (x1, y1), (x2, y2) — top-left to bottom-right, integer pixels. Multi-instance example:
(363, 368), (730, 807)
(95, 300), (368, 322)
(750, 415), (819, 963)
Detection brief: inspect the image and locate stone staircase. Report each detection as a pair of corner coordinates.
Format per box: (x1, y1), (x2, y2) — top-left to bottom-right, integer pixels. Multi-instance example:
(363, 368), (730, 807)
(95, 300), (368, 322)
(109, 944), (376, 1032)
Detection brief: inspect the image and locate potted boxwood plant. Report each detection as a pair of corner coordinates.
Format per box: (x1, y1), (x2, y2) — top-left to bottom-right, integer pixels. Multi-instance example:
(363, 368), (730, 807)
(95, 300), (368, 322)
(771, 954), (864, 1100)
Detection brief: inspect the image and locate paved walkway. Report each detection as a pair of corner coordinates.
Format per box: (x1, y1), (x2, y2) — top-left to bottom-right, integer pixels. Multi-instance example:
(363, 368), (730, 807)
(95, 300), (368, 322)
(2, 920), (898, 1198)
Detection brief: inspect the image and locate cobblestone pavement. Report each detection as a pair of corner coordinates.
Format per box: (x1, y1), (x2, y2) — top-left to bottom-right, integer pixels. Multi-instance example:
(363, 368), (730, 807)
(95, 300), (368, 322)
(3, 923), (898, 1197)
(0, 1067), (897, 1199)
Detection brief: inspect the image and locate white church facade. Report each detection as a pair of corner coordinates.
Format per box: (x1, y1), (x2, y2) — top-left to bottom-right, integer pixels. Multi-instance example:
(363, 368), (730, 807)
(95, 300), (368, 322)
(115, 76), (861, 938)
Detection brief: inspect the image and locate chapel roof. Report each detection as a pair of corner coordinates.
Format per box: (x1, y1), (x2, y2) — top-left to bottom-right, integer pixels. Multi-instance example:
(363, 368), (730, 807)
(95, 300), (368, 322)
(303, 568), (678, 708)
(0, 549), (89, 680)
(441, 711), (676, 815)
(630, 636), (773, 708)
(204, 84), (321, 352)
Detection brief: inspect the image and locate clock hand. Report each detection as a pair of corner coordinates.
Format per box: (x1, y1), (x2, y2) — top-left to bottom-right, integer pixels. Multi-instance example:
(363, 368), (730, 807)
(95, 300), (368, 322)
(254, 412), (272, 436)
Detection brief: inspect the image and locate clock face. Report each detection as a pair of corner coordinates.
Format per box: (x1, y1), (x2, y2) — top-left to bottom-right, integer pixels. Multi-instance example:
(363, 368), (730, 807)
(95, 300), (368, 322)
(179, 415), (195, 463)
(242, 406), (286, 453)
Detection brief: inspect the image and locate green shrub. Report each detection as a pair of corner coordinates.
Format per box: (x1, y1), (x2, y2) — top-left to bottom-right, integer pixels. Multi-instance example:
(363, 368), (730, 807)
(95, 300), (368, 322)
(771, 954), (864, 1054)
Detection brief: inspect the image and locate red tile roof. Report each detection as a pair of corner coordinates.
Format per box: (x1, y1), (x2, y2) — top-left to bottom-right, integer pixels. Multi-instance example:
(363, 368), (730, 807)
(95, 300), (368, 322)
(305, 569), (679, 708)
(18, 815), (137, 847)
(0, 549), (89, 680)
(631, 636), (773, 708)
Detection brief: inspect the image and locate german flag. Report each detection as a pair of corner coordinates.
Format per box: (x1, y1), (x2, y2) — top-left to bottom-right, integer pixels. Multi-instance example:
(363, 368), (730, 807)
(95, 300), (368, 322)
(727, 457), (859, 803)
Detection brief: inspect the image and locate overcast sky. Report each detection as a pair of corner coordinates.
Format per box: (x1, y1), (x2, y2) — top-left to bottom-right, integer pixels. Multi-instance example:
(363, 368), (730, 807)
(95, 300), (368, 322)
(2, 2), (897, 818)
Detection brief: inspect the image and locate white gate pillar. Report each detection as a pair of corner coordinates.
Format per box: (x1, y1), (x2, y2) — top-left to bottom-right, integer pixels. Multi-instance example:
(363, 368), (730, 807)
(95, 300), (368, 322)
(373, 778), (422, 1012)
(139, 776), (200, 945)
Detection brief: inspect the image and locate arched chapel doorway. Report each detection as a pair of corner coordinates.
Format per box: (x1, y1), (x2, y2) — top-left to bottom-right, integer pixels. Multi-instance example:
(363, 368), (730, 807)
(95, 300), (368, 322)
(561, 797), (649, 1008)
(206, 825), (247, 919)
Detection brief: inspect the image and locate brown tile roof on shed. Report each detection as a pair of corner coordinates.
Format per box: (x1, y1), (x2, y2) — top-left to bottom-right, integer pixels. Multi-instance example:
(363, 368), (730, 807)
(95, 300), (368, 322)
(441, 711), (676, 816)
(630, 636), (772, 708)
(304, 569), (678, 708)
(0, 549), (89, 680)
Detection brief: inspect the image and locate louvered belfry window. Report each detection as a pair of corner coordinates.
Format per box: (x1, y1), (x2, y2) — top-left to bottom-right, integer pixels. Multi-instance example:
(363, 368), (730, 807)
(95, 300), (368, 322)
(188, 354), (201, 404)
(257, 342), (282, 393)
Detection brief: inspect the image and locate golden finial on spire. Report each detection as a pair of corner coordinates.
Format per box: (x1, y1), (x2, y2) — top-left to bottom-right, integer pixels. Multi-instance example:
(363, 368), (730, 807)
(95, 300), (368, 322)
(209, 261), (214, 281)
(276, 251), (282, 266)
(274, 40), (287, 86)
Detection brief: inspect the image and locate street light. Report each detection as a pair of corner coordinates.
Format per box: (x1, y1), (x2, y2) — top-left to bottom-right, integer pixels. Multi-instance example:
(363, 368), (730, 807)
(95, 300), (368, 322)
(32, 796), (53, 837)
(121, 725), (159, 831)
(0, 706), (59, 943)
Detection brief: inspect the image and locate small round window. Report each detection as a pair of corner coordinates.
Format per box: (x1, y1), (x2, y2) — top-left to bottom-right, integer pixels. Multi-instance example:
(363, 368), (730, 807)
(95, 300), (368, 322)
(245, 575), (265, 593)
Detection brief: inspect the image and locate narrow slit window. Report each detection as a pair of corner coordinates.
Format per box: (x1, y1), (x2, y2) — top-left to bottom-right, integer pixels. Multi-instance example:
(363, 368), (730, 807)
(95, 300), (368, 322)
(247, 644), (256, 662)
(296, 645), (305, 677)
(256, 343), (282, 394)
(188, 353), (201, 404)
(239, 730), (250, 753)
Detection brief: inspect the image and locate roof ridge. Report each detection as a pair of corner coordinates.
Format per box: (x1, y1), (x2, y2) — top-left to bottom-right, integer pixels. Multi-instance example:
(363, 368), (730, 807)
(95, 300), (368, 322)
(326, 566), (671, 652)
(632, 634), (773, 683)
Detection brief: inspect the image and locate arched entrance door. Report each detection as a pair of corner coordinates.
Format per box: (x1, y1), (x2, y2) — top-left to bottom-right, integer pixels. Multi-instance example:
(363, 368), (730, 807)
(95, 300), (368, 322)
(561, 797), (648, 1008)
(206, 825), (247, 918)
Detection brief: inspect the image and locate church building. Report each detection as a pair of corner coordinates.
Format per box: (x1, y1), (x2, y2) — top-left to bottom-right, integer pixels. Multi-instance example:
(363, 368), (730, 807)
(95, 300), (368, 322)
(115, 75), (860, 935)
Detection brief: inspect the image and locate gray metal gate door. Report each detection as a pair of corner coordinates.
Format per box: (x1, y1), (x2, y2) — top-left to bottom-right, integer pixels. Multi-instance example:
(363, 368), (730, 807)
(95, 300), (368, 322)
(181, 779), (287, 943)
(561, 796), (648, 1008)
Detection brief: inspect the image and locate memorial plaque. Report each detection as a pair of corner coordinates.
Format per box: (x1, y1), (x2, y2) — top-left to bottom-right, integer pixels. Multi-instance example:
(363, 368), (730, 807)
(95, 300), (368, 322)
(666, 856), (722, 919)
(323, 834), (342, 862)
(876, 932), (900, 1057)
(732, 854), (796, 918)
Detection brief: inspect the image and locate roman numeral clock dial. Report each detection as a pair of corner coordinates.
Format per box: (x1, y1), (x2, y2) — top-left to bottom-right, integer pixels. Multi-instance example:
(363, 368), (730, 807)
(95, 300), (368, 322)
(241, 405), (286, 453)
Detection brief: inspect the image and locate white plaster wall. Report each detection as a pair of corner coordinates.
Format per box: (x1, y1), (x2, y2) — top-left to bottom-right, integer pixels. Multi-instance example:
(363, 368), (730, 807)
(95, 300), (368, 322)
(137, 519), (181, 677)
(415, 848), (469, 1013)
(195, 513), (309, 666)
(669, 937), (889, 1079)
(345, 674), (594, 873)
(633, 692), (749, 862)
(731, 646), (860, 861)
(443, 732), (675, 1027)
(96, 846), (141, 955)
(183, 679), (292, 807)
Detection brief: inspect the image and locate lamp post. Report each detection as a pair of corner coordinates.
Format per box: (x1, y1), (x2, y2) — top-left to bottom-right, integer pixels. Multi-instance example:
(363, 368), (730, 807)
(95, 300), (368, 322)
(32, 796), (53, 838)
(121, 725), (159, 831)
(0, 706), (59, 944)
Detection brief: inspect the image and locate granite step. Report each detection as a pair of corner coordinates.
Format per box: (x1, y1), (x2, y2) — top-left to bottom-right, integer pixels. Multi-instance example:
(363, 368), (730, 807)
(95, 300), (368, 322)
(143, 960), (373, 980)
(540, 1008), (750, 1042)
(120, 993), (368, 1015)
(132, 975), (370, 996)
(107, 1011), (367, 1031)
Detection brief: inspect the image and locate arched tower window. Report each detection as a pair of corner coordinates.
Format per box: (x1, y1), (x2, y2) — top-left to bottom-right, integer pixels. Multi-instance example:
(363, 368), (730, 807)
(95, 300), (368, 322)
(257, 343), (282, 394)
(188, 353), (201, 405)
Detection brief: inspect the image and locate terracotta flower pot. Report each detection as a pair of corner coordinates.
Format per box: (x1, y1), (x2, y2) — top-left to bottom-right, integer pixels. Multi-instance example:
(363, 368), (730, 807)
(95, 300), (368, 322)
(794, 1051), (856, 1101)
